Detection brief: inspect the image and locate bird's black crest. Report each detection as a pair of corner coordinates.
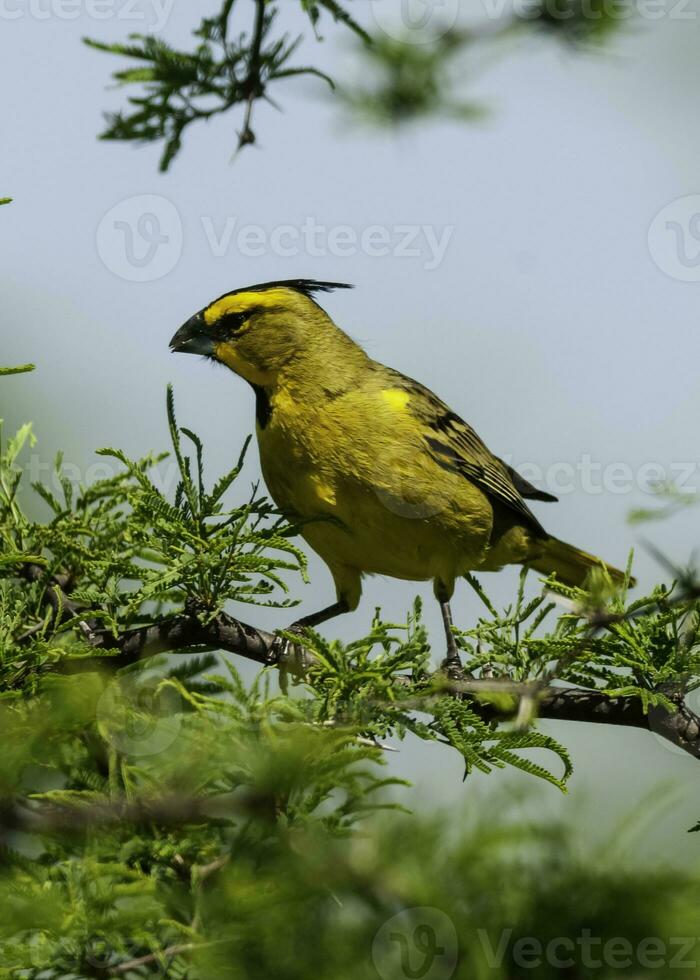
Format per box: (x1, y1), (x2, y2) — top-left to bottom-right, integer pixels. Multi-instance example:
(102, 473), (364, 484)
(212, 279), (354, 306)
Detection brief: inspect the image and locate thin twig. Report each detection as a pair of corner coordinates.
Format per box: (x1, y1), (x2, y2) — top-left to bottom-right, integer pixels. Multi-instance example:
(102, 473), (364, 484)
(237, 0), (267, 149)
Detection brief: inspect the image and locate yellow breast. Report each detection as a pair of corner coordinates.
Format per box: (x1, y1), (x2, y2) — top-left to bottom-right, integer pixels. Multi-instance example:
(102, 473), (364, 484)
(255, 382), (493, 584)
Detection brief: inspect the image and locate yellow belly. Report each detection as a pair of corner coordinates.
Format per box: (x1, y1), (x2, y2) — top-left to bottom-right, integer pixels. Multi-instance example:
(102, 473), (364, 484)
(257, 415), (493, 586)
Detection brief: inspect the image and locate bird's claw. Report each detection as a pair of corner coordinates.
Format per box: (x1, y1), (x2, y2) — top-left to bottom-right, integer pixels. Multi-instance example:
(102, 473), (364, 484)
(268, 627), (303, 664)
(269, 627), (309, 693)
(440, 655), (467, 690)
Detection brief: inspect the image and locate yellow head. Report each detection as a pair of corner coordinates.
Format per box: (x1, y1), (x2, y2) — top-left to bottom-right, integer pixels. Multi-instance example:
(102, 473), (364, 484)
(169, 279), (357, 387)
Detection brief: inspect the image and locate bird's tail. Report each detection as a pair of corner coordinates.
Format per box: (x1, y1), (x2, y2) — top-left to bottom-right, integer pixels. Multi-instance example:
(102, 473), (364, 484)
(528, 536), (631, 588)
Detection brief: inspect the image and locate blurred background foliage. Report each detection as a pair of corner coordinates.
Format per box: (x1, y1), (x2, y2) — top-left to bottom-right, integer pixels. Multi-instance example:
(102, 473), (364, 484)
(1, 370), (700, 976)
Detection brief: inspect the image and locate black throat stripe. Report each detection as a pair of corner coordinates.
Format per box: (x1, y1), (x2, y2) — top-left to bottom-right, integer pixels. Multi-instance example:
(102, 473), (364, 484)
(253, 385), (272, 429)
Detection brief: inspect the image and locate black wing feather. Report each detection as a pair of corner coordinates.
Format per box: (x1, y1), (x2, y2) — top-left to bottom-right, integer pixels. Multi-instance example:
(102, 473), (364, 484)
(391, 371), (550, 536)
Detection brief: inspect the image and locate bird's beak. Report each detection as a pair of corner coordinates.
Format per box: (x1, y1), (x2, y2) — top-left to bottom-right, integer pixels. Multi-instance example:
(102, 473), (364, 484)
(169, 312), (216, 356)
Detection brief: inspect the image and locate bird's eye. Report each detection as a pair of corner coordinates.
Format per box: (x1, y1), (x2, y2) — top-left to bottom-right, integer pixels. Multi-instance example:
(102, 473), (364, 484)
(215, 311), (248, 338)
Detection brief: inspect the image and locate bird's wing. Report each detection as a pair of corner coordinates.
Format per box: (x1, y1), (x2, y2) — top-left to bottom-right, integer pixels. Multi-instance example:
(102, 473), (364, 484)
(387, 371), (550, 535)
(495, 459), (558, 503)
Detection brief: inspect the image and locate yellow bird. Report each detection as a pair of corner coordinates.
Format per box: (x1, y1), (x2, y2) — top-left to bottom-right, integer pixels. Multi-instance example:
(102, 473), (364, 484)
(170, 280), (629, 669)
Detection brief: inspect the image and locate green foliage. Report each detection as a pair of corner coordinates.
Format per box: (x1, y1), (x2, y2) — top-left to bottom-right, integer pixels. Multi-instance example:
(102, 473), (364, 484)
(529, 0), (630, 46)
(84, 0), (632, 169)
(0, 383), (574, 787)
(629, 482), (699, 524)
(0, 384), (305, 687)
(84, 0), (364, 170)
(2, 371), (700, 975)
(0, 662), (399, 977)
(5, 772), (700, 977)
(338, 31), (486, 126)
(0, 366), (35, 377)
(455, 568), (700, 718)
(288, 604), (572, 789)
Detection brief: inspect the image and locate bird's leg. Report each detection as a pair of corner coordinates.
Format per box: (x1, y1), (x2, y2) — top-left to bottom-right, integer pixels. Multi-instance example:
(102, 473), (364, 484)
(289, 599), (350, 632)
(440, 599), (463, 672)
(435, 585), (465, 683)
(271, 599), (350, 684)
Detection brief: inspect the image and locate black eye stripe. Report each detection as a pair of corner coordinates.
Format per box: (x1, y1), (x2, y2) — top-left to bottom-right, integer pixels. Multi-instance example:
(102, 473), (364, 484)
(212, 310), (248, 337)
(211, 303), (273, 338)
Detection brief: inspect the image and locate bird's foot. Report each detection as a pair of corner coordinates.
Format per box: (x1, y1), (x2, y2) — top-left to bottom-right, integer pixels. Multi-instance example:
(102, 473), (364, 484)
(268, 625), (310, 693)
(440, 635), (470, 693)
(440, 654), (467, 686)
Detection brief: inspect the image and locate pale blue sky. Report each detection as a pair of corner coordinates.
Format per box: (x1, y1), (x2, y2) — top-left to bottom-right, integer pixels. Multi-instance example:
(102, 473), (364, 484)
(3, 0), (700, 860)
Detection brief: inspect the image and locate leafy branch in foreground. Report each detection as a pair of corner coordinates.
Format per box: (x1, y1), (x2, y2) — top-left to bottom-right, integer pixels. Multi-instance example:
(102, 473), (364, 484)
(2, 370), (700, 975)
(84, 0), (364, 170)
(6, 777), (700, 978)
(2, 375), (700, 791)
(0, 383), (305, 677)
(84, 0), (635, 169)
(0, 382), (572, 789)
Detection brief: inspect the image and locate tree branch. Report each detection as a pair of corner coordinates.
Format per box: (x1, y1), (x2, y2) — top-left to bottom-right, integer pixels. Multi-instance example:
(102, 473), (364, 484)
(49, 608), (700, 761)
(19, 557), (700, 760)
(237, 0), (266, 149)
(0, 791), (265, 837)
(20, 562), (84, 622)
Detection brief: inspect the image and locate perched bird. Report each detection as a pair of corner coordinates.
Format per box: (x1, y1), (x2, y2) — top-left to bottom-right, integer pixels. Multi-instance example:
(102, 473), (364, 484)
(170, 279), (629, 669)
